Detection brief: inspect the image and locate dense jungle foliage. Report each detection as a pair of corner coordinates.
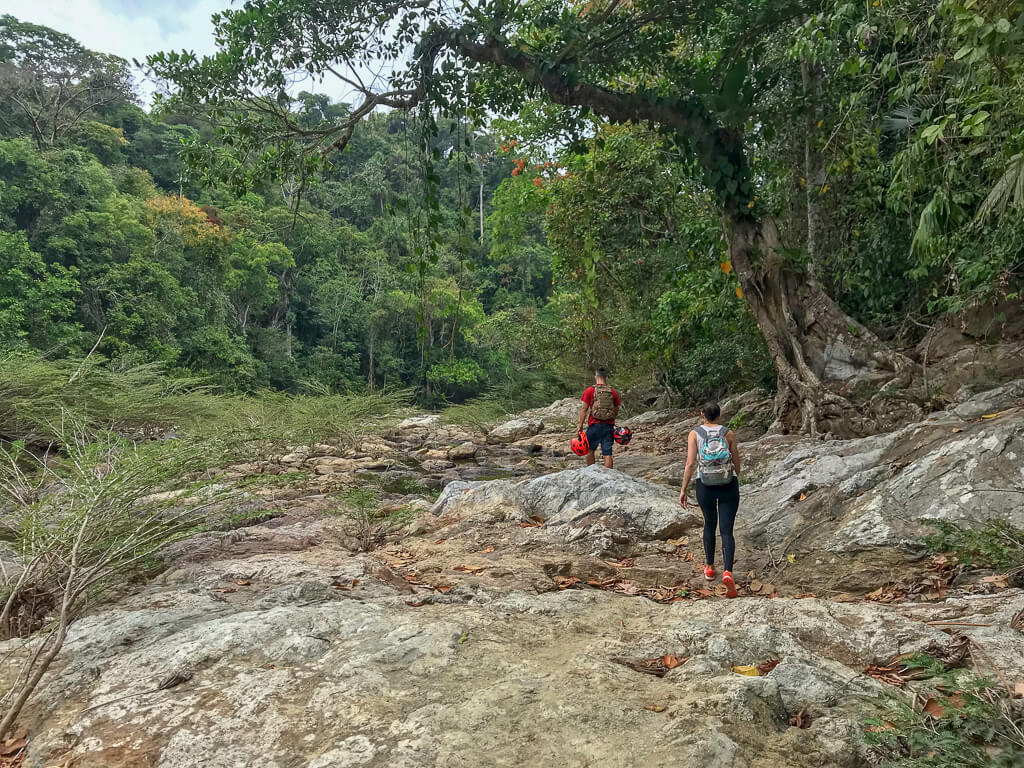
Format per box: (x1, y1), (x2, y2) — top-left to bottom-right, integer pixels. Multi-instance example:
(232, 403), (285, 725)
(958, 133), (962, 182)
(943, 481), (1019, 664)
(2, 1), (1023, 411)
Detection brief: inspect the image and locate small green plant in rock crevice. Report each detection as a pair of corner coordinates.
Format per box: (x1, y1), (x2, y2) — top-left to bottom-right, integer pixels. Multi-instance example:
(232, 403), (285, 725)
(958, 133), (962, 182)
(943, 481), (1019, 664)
(863, 678), (1024, 767)
(330, 488), (416, 552)
(923, 519), (1024, 573)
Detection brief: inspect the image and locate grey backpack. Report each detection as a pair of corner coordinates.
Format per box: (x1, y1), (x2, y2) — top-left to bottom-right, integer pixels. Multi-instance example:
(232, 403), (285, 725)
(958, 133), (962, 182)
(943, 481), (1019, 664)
(696, 426), (733, 486)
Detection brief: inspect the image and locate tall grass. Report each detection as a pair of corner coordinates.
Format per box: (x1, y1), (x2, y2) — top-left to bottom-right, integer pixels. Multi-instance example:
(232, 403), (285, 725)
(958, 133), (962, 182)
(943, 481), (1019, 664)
(0, 352), (215, 445)
(0, 351), (411, 454)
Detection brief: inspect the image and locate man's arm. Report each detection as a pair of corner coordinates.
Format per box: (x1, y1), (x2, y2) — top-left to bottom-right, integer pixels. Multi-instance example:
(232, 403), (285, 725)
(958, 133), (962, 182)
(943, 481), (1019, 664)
(577, 403), (589, 433)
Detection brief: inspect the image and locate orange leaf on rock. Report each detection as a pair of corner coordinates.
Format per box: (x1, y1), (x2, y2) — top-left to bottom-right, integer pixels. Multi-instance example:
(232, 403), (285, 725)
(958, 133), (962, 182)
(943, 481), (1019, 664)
(662, 654), (684, 669)
(644, 704), (666, 713)
(477, 546), (495, 554)
(235, 580), (251, 586)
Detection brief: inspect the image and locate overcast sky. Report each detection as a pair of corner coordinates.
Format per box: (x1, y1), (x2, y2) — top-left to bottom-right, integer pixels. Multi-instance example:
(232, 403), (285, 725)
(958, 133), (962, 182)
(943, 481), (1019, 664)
(0, 0), (231, 103)
(1, 0), (399, 107)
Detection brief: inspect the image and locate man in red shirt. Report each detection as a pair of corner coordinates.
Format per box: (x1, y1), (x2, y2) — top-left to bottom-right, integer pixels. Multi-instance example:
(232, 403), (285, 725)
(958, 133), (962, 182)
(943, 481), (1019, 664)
(576, 367), (621, 468)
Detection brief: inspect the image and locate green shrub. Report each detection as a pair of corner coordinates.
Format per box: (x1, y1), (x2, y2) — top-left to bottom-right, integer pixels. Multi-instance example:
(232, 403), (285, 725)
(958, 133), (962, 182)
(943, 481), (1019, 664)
(864, 679), (1024, 767)
(923, 519), (1024, 572)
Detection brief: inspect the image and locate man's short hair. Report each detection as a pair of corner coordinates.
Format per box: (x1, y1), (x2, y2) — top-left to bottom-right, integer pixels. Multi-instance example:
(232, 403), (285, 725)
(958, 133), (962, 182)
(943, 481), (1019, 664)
(595, 367), (609, 379)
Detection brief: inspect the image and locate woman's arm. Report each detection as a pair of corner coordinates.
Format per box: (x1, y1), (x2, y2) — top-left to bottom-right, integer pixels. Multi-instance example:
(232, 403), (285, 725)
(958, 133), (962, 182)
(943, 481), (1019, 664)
(727, 431), (741, 475)
(679, 430), (698, 507)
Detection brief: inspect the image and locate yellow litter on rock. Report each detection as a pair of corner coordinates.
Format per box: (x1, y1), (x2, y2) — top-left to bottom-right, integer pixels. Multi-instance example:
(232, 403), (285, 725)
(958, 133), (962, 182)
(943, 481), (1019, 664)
(732, 665), (760, 677)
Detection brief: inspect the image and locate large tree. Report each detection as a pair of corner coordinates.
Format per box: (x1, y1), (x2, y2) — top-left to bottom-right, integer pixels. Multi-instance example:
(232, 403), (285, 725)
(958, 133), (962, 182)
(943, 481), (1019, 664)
(146, 0), (924, 434)
(0, 15), (134, 148)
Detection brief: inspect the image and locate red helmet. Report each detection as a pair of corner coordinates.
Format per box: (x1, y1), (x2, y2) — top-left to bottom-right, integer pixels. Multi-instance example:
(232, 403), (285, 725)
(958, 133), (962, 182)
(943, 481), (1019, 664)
(570, 431), (590, 456)
(613, 426), (633, 445)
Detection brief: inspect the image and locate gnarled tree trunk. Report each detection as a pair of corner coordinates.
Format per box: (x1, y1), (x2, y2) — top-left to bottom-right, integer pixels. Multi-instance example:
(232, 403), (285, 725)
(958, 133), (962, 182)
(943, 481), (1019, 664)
(727, 215), (916, 437)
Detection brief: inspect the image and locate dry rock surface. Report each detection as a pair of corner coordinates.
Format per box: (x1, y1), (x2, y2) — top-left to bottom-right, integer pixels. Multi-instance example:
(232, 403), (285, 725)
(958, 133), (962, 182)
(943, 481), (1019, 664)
(4, 384), (1024, 768)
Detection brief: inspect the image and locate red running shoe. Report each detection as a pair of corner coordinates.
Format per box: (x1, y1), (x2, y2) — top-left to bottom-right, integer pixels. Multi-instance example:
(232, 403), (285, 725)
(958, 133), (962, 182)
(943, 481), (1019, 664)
(704, 565), (716, 580)
(722, 571), (738, 598)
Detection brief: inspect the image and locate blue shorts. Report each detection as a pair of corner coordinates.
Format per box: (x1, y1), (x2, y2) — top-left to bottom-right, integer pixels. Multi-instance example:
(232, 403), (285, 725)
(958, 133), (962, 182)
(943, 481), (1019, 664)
(585, 423), (614, 456)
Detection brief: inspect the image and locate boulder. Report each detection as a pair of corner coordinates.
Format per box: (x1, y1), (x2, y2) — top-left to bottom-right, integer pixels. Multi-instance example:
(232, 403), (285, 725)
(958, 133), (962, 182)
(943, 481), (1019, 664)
(447, 442), (478, 461)
(421, 459), (456, 473)
(953, 379), (1024, 419)
(521, 397), (582, 430)
(432, 465), (701, 554)
(397, 414), (441, 431)
(486, 417), (544, 444)
(629, 409), (686, 427)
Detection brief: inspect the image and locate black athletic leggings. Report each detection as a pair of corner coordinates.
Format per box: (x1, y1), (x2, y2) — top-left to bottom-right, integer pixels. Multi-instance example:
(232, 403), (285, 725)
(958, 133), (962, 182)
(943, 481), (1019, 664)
(695, 477), (740, 572)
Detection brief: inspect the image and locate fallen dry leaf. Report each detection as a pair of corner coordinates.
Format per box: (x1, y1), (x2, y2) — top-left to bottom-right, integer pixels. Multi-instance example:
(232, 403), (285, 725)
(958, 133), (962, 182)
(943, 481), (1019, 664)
(405, 601), (426, 608)
(865, 664), (906, 687)
(667, 537), (686, 547)
(951, 427), (963, 433)
(606, 558), (635, 568)
(981, 574), (1010, 588)
(794, 592), (816, 599)
(662, 654), (684, 669)
(644, 704), (666, 713)
(235, 580), (251, 586)
(433, 538), (447, 544)
(864, 721), (897, 732)
(757, 658), (781, 675)
(434, 585), (453, 593)
(557, 577), (581, 590)
(749, 579), (763, 593)
(1013, 681), (1024, 699)
(923, 697), (946, 718)
(683, 552), (694, 562)
(981, 413), (1001, 419)
(0, 736), (26, 757)
(733, 665), (760, 677)
(453, 564), (486, 573)
(789, 709), (809, 728)
(796, 493), (807, 502)
(477, 546), (495, 554)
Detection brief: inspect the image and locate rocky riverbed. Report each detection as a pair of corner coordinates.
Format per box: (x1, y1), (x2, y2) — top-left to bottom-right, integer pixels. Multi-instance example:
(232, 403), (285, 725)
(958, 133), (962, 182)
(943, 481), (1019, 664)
(3, 384), (1024, 767)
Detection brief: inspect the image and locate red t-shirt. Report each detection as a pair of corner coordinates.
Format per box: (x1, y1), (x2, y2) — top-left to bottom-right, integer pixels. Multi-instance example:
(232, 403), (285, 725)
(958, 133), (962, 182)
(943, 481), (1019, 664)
(581, 386), (621, 425)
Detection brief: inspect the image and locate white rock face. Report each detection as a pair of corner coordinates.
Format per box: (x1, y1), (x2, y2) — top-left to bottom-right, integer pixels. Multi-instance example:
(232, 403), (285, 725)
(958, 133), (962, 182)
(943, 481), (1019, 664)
(740, 403), (1024, 557)
(8, 562), (1021, 768)
(486, 417), (545, 444)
